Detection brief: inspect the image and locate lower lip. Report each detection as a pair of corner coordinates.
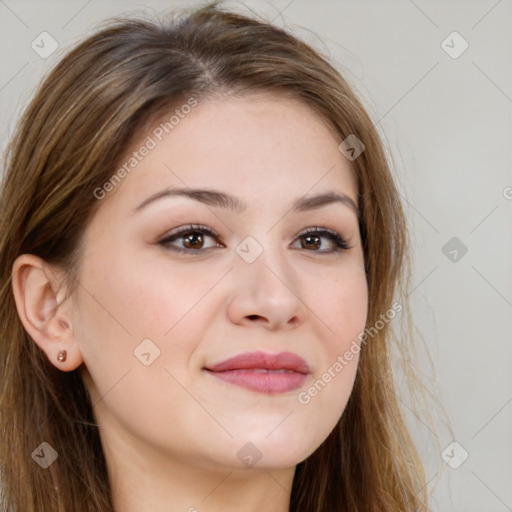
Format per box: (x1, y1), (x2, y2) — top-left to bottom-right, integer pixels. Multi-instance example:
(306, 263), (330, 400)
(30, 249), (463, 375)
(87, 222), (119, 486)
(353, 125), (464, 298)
(205, 369), (307, 394)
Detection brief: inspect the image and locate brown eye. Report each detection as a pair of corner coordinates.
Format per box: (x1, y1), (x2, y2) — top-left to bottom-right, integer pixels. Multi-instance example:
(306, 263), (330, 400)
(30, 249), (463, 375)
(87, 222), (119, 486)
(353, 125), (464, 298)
(183, 232), (204, 249)
(301, 234), (322, 250)
(159, 224), (223, 253)
(292, 228), (351, 254)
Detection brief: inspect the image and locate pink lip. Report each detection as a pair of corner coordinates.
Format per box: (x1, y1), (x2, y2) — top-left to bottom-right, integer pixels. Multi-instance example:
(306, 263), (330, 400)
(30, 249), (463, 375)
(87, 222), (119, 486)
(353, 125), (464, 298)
(204, 351), (309, 395)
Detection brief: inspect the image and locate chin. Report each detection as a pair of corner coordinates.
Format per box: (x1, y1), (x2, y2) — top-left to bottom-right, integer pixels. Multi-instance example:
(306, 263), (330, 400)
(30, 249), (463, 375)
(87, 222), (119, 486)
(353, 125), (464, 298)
(228, 435), (317, 471)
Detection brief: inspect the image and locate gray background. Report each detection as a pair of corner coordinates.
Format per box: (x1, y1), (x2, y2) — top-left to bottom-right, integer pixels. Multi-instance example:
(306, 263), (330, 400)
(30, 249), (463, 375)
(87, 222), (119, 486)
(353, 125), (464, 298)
(1, 1), (511, 510)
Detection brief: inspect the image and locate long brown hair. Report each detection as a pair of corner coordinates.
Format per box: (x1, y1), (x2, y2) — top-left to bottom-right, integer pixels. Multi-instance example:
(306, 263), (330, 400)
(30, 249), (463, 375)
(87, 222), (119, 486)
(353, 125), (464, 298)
(0, 3), (427, 510)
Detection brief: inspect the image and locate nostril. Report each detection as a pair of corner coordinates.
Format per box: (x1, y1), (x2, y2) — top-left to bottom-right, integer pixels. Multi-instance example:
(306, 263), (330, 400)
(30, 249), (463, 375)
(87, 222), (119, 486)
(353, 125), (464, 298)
(247, 315), (260, 321)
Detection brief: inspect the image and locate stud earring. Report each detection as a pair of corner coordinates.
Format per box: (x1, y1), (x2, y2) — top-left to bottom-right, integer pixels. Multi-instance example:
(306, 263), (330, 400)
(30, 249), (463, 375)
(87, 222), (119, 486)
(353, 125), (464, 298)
(57, 349), (67, 363)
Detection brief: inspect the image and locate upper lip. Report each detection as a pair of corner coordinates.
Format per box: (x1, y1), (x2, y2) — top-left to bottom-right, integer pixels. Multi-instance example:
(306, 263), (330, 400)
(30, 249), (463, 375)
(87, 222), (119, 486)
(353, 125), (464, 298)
(205, 351), (310, 374)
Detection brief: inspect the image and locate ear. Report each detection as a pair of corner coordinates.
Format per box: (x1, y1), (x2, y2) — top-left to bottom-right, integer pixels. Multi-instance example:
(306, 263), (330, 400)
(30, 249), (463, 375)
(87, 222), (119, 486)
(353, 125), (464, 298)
(11, 254), (84, 371)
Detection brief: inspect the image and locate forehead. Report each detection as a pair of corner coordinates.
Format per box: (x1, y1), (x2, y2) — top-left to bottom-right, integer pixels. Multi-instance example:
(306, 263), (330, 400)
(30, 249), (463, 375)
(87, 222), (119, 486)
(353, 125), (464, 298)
(104, 92), (358, 213)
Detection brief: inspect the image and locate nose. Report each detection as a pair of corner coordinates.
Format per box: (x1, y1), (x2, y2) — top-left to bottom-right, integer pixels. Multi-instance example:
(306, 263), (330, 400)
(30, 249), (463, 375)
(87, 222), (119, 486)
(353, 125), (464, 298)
(226, 252), (306, 331)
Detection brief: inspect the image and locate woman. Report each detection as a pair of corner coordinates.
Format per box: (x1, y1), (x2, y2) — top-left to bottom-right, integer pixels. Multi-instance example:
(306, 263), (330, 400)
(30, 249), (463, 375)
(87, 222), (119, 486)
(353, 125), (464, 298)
(0, 3), (428, 511)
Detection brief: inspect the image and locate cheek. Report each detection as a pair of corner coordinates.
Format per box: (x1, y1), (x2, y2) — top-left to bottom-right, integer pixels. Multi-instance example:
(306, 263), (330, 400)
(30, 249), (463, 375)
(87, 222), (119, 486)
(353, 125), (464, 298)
(75, 250), (230, 411)
(73, 251), (211, 433)
(79, 245), (219, 338)
(299, 260), (367, 405)
(306, 260), (368, 345)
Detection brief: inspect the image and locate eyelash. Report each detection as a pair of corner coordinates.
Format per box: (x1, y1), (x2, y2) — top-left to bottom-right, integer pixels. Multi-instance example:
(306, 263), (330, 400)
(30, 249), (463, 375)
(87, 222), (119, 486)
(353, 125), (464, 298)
(158, 224), (352, 255)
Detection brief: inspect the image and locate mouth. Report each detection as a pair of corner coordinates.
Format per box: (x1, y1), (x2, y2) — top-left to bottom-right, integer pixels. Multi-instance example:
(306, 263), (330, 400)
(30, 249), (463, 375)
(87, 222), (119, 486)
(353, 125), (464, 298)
(203, 351), (309, 394)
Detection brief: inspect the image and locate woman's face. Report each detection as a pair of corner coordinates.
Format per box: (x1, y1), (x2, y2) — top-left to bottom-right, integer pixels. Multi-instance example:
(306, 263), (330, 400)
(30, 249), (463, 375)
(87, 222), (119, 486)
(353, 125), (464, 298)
(73, 93), (368, 472)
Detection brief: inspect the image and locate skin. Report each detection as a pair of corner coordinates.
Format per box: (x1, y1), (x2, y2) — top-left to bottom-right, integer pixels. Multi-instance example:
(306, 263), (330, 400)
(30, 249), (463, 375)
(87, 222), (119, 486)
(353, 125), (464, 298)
(12, 92), (368, 512)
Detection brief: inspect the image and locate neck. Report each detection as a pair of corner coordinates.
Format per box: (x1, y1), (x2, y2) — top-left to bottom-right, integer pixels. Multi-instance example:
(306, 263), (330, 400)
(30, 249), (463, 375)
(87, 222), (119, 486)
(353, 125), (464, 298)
(101, 425), (295, 512)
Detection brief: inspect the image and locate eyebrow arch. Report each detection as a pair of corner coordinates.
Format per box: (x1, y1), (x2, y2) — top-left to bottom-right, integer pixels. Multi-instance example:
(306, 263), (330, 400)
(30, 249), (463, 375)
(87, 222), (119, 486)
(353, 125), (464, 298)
(132, 187), (359, 216)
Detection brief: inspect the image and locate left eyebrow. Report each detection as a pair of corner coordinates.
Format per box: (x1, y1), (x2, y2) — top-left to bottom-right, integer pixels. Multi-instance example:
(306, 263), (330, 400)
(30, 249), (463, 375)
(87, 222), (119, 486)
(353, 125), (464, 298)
(132, 187), (359, 216)
(293, 191), (359, 216)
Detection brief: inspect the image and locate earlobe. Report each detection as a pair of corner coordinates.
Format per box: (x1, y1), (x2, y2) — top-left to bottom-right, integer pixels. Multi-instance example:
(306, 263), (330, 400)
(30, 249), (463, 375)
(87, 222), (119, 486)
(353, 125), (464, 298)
(11, 254), (84, 371)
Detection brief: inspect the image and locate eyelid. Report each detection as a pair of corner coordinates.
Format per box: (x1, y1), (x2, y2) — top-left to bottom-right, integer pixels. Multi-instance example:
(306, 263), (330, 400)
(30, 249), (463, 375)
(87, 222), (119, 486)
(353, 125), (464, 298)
(160, 223), (219, 239)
